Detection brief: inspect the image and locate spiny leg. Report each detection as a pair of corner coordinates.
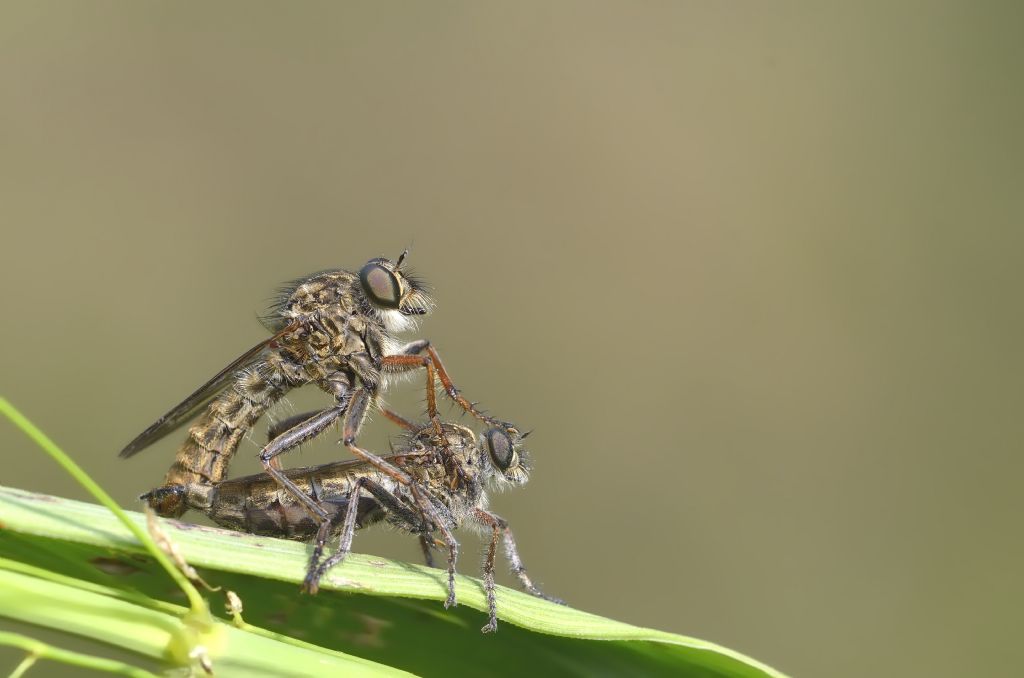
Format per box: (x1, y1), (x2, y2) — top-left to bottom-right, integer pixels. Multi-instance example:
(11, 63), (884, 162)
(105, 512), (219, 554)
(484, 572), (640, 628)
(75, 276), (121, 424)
(381, 351), (470, 487)
(363, 478), (429, 527)
(379, 407), (418, 432)
(274, 402), (421, 442)
(258, 405), (346, 521)
(304, 502), (349, 592)
(415, 494), (459, 597)
(259, 370), (354, 485)
(340, 387), (461, 607)
(303, 477), (366, 594)
(272, 406), (418, 466)
(473, 509), (503, 632)
(408, 489), (460, 608)
(383, 341), (511, 429)
(380, 352), (442, 436)
(476, 508), (564, 605)
(307, 478), (435, 592)
(266, 410), (335, 444)
(264, 409), (336, 471)
(337, 388), (413, 484)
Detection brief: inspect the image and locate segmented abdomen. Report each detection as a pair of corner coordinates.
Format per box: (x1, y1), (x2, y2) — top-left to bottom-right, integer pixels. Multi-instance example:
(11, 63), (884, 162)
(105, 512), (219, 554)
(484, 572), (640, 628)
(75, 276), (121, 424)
(154, 362), (287, 516)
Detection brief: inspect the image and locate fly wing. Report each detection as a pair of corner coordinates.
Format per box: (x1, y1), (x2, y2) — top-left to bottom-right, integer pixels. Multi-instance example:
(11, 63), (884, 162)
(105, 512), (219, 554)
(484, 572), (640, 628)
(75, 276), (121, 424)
(215, 450), (432, 489)
(119, 322), (298, 458)
(217, 457), (377, 489)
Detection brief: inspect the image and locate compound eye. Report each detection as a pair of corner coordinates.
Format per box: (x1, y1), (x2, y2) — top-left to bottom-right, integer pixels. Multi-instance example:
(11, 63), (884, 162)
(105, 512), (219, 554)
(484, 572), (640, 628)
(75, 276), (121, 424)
(359, 263), (402, 309)
(485, 428), (515, 471)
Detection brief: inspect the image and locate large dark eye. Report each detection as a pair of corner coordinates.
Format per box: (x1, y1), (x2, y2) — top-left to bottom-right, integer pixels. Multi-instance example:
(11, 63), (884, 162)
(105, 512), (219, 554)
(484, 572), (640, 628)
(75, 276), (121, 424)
(359, 262), (402, 309)
(485, 428), (515, 470)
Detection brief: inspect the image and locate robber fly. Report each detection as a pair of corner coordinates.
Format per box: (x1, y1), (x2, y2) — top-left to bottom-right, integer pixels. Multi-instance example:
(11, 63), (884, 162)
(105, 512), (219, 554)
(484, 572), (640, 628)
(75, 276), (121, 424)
(147, 420), (559, 632)
(120, 253), (506, 522)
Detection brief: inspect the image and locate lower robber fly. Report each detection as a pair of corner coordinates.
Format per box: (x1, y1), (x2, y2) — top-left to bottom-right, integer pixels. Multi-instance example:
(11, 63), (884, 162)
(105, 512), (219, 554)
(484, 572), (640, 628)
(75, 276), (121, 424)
(146, 421), (560, 632)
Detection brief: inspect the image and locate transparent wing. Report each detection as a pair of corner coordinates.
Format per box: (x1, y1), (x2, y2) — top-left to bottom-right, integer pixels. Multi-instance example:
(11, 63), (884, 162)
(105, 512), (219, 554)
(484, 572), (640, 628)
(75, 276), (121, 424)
(218, 458), (374, 488)
(216, 450), (432, 489)
(119, 322), (298, 458)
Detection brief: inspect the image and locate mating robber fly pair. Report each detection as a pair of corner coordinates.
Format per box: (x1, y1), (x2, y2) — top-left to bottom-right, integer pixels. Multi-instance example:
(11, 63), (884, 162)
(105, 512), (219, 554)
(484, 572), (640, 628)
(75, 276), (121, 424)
(120, 253), (557, 632)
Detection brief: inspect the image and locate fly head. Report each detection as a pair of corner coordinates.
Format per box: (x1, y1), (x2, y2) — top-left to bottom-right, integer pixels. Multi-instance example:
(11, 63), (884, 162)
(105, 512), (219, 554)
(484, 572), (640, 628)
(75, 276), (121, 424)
(358, 254), (433, 330)
(481, 426), (531, 486)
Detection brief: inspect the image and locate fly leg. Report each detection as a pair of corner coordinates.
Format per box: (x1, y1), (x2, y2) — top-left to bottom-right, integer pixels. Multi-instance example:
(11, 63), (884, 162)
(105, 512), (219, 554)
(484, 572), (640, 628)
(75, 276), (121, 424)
(258, 371), (360, 520)
(264, 410), (334, 471)
(302, 477), (366, 594)
(419, 535), (437, 568)
(273, 405), (417, 441)
(340, 387), (461, 608)
(258, 405), (346, 522)
(474, 508), (564, 606)
(382, 344), (483, 489)
(304, 501), (349, 592)
(266, 410), (335, 446)
(305, 478), (441, 593)
(383, 340), (512, 430)
(472, 509), (504, 632)
(381, 347), (443, 438)
(379, 407), (418, 431)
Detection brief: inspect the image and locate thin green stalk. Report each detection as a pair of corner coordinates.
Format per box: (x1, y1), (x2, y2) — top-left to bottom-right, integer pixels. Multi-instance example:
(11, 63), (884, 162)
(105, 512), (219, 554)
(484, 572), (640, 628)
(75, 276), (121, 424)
(0, 398), (207, 618)
(0, 632), (157, 678)
(7, 652), (36, 678)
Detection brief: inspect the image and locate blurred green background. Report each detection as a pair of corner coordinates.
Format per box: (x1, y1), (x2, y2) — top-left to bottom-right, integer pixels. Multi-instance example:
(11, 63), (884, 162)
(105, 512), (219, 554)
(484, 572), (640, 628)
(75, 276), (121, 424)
(1, 3), (1021, 677)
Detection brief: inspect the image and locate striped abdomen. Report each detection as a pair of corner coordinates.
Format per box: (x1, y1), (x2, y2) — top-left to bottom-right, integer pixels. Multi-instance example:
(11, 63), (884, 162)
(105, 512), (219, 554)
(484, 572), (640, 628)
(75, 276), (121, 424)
(180, 462), (395, 538)
(149, 361), (288, 517)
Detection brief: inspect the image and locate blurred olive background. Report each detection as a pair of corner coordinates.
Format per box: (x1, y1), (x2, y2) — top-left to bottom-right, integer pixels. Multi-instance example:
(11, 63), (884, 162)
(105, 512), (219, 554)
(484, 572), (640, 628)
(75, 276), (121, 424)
(1, 3), (1022, 677)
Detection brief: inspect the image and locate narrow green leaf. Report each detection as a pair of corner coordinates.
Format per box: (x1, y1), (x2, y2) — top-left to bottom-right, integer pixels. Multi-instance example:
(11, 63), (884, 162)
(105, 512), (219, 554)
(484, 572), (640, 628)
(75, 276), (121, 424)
(0, 552), (414, 677)
(0, 486), (787, 677)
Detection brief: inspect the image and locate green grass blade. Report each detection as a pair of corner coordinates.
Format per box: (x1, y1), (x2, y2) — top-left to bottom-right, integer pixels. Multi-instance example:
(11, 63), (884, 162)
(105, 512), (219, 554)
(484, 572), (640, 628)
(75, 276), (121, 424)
(0, 550), (415, 677)
(0, 486), (787, 677)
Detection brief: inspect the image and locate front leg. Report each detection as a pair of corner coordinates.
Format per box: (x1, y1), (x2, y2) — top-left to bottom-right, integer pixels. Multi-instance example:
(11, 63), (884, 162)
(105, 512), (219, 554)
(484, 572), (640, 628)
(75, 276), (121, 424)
(383, 341), (509, 490)
(383, 340), (512, 430)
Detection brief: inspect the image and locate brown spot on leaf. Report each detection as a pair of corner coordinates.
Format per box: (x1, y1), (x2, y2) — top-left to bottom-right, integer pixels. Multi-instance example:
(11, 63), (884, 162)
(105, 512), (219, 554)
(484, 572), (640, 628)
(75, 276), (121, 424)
(347, 613), (391, 648)
(91, 557), (142, 576)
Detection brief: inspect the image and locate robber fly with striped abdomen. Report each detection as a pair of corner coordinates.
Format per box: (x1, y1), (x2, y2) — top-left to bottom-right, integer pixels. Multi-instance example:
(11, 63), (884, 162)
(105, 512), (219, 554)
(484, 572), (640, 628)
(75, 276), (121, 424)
(120, 253), (508, 524)
(147, 419), (560, 632)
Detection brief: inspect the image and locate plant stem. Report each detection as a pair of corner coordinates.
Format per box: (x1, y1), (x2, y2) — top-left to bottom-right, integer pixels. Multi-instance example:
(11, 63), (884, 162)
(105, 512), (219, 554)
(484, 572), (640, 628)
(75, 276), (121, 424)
(0, 632), (157, 678)
(0, 398), (209, 620)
